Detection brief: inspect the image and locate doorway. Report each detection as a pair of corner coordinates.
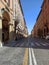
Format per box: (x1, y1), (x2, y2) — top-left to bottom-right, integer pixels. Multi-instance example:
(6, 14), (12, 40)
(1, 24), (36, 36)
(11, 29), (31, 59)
(2, 19), (9, 42)
(2, 11), (10, 43)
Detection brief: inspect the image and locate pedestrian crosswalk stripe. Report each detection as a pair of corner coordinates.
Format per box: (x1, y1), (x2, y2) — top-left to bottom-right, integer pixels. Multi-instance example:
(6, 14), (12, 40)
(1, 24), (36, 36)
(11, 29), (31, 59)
(35, 42), (40, 46)
(31, 43), (35, 46)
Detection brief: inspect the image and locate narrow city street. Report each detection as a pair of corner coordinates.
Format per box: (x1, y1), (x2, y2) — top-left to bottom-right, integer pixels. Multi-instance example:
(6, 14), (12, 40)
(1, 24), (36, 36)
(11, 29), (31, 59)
(0, 37), (49, 65)
(0, 0), (49, 65)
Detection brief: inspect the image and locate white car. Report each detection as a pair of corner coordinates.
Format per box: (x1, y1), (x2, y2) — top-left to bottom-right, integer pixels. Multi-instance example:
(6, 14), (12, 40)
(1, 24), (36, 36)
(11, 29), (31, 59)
(46, 35), (49, 40)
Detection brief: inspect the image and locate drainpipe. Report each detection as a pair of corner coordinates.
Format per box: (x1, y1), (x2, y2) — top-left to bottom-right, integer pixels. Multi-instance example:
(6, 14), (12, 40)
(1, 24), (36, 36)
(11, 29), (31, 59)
(0, 8), (3, 47)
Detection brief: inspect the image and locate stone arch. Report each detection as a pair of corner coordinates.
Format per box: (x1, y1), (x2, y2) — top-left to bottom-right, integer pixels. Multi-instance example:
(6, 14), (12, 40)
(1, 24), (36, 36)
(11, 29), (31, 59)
(2, 10), (10, 43)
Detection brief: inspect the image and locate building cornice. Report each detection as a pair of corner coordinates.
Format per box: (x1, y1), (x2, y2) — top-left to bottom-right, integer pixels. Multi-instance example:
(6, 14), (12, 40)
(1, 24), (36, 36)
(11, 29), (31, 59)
(18, 0), (24, 16)
(36, 9), (42, 21)
(18, 0), (27, 29)
(41, 0), (44, 8)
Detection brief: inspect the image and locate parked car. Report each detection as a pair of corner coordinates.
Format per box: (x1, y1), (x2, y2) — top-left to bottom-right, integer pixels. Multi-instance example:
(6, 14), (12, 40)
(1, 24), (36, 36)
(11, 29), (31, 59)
(46, 33), (49, 40)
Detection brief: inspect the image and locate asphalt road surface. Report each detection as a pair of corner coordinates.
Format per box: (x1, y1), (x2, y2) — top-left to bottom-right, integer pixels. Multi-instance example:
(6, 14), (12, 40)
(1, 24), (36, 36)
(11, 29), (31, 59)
(0, 38), (28, 65)
(0, 37), (49, 65)
(29, 37), (49, 65)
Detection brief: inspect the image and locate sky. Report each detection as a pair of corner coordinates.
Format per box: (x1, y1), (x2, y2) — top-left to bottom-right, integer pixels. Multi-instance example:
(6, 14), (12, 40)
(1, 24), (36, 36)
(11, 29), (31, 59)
(20, 0), (43, 34)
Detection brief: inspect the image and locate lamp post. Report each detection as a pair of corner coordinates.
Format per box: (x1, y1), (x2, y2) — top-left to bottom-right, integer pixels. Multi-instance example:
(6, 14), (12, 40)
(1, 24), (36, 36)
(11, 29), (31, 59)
(0, 8), (3, 47)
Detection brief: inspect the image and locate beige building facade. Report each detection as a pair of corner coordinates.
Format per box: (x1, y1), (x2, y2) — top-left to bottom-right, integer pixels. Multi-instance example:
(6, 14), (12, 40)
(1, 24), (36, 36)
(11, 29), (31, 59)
(14, 0), (28, 39)
(0, 0), (14, 47)
(0, 0), (28, 47)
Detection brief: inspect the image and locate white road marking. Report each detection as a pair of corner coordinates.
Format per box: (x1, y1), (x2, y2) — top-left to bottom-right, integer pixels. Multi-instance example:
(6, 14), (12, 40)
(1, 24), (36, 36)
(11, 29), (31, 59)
(35, 42), (40, 46)
(16, 43), (20, 46)
(31, 48), (37, 65)
(31, 43), (35, 46)
(20, 42), (24, 46)
(45, 43), (49, 45)
(29, 48), (33, 65)
(42, 43), (46, 46)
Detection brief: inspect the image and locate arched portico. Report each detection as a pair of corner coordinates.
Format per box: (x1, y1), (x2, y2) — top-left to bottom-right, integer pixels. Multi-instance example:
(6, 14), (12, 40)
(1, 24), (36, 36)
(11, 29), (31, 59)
(2, 10), (10, 43)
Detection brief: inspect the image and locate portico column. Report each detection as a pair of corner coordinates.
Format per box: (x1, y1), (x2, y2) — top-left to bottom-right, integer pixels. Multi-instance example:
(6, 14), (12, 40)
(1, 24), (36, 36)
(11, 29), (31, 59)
(0, 8), (2, 47)
(9, 22), (14, 41)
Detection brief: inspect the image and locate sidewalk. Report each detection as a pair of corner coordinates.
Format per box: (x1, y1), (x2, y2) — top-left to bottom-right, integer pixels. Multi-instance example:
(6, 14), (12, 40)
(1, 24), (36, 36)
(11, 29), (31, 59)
(3, 40), (17, 47)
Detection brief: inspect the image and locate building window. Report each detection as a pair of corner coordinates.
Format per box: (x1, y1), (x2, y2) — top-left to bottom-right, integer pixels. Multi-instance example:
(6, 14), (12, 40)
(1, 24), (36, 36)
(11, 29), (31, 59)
(47, 27), (48, 33)
(7, 0), (10, 6)
(4, 0), (6, 2)
(4, 0), (10, 6)
(8, 0), (10, 6)
(48, 0), (49, 2)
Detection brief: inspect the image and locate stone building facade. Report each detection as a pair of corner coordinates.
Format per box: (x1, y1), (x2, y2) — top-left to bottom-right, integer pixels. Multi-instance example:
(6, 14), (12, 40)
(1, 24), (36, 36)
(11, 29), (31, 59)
(14, 0), (28, 39)
(41, 0), (49, 38)
(0, 0), (14, 47)
(31, 0), (49, 38)
(0, 0), (28, 47)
